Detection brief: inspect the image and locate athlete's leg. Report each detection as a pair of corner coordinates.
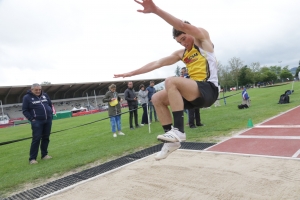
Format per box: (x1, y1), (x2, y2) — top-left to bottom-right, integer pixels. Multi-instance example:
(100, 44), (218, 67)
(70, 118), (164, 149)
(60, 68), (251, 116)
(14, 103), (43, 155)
(151, 90), (172, 127)
(164, 77), (200, 108)
(155, 77), (200, 131)
(152, 77), (200, 120)
(153, 77), (201, 142)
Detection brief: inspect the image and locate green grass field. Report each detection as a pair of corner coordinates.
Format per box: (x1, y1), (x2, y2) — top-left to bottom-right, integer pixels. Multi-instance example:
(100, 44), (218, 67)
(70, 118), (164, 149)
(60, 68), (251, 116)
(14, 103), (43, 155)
(0, 82), (299, 198)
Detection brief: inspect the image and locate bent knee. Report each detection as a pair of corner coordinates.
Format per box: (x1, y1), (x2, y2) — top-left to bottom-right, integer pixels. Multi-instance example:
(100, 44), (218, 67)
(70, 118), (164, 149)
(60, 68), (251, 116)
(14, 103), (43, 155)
(151, 93), (160, 105)
(165, 76), (175, 86)
(165, 76), (181, 89)
(152, 91), (168, 105)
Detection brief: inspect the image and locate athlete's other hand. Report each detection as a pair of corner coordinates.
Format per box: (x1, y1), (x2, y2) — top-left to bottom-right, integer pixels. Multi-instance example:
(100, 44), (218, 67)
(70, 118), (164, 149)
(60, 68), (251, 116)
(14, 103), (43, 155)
(113, 72), (133, 78)
(134, 0), (157, 14)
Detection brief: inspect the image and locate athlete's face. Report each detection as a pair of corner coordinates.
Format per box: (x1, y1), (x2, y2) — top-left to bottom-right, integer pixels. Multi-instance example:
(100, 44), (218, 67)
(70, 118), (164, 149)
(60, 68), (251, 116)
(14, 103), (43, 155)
(175, 34), (193, 50)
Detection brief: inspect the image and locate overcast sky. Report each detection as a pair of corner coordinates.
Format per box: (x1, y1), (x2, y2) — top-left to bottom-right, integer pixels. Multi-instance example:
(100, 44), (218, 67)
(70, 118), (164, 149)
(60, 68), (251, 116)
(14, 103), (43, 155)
(1, 0), (300, 86)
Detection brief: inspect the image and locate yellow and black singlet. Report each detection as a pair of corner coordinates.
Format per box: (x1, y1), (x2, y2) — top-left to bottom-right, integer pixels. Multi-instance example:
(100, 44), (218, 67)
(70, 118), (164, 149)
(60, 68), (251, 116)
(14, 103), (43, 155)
(181, 44), (218, 87)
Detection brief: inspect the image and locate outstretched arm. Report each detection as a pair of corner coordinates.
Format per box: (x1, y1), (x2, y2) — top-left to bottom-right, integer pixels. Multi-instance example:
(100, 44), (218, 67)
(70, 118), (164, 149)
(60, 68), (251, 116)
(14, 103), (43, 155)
(134, 0), (210, 42)
(114, 50), (182, 78)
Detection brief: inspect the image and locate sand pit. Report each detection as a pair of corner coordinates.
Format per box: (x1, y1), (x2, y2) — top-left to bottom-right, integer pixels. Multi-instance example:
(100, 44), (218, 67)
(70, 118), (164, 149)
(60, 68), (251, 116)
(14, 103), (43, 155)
(46, 150), (300, 200)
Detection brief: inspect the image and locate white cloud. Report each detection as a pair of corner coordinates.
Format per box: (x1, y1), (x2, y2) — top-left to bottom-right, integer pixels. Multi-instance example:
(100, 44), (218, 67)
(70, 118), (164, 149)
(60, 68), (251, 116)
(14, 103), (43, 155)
(0, 0), (300, 86)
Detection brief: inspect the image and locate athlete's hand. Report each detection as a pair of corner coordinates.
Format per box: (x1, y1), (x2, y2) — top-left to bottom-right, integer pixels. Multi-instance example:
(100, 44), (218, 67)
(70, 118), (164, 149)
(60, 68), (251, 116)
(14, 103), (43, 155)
(134, 0), (157, 14)
(113, 72), (133, 78)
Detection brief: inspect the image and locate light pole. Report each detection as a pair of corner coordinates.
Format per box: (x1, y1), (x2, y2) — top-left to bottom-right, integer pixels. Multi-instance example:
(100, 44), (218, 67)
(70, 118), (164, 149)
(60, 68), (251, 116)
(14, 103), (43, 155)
(94, 90), (98, 110)
(278, 61), (282, 82)
(0, 100), (4, 121)
(86, 93), (90, 111)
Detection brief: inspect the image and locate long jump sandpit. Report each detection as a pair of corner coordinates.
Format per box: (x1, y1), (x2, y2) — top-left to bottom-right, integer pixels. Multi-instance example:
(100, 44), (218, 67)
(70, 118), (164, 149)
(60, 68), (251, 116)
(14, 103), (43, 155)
(44, 150), (300, 200)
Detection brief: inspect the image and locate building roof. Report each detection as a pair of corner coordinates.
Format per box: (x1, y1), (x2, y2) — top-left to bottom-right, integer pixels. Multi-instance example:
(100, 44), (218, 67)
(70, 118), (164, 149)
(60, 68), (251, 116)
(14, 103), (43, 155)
(0, 78), (165, 104)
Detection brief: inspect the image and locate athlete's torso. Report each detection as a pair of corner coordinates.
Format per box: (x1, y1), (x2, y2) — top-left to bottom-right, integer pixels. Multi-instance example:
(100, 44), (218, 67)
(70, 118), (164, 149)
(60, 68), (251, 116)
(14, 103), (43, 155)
(181, 44), (218, 87)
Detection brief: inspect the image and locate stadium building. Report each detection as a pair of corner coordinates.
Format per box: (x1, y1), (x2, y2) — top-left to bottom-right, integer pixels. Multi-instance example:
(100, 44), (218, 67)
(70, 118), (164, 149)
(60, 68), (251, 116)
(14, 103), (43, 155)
(0, 78), (164, 126)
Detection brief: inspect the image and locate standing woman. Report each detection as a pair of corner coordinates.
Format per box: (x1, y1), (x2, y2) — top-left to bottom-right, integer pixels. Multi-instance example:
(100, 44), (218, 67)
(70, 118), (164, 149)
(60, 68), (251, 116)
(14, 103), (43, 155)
(138, 84), (149, 126)
(103, 84), (125, 138)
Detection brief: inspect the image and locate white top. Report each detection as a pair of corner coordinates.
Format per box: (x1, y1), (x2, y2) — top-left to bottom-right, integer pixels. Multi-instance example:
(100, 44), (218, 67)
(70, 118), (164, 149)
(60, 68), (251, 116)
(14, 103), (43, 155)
(199, 48), (219, 87)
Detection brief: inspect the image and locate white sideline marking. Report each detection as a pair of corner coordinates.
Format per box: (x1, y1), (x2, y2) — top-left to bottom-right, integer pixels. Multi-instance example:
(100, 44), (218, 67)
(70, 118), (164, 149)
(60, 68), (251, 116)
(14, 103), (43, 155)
(205, 105), (300, 151)
(179, 149), (300, 161)
(255, 125), (300, 128)
(234, 135), (300, 140)
(204, 128), (252, 150)
(292, 149), (300, 158)
(37, 154), (153, 200)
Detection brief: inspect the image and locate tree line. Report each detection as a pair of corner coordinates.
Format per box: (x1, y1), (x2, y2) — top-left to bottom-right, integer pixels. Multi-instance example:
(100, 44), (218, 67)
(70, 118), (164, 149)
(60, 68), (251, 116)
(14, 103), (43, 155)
(175, 58), (300, 91)
(218, 57), (297, 90)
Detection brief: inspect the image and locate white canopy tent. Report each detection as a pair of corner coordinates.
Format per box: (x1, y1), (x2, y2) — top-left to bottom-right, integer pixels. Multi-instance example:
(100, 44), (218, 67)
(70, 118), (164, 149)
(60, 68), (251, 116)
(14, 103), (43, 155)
(71, 107), (81, 112)
(80, 107), (87, 111)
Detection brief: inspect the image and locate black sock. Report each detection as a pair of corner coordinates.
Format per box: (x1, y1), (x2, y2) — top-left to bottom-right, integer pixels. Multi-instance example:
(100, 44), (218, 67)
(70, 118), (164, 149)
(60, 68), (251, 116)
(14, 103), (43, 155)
(172, 111), (184, 133)
(162, 124), (172, 133)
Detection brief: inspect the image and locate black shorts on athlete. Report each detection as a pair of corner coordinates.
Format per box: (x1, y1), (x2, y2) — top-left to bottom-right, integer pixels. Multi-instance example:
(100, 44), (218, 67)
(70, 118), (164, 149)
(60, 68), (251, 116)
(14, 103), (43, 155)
(183, 81), (219, 109)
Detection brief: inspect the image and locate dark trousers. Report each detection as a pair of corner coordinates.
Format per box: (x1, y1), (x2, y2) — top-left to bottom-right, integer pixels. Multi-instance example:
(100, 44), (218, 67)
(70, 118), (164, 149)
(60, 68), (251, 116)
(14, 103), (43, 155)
(188, 108), (201, 126)
(141, 103), (149, 124)
(129, 106), (138, 128)
(29, 118), (52, 161)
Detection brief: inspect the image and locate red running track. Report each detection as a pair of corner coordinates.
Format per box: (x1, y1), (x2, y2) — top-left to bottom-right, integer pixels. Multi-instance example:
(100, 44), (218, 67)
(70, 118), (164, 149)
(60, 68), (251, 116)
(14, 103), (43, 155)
(262, 106), (300, 125)
(240, 128), (300, 136)
(206, 106), (300, 159)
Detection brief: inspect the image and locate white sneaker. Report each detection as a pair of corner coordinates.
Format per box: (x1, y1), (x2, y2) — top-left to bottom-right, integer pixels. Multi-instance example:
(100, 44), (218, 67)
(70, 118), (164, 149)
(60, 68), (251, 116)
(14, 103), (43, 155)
(140, 124), (145, 126)
(118, 132), (125, 136)
(113, 133), (117, 137)
(157, 127), (186, 143)
(155, 142), (181, 160)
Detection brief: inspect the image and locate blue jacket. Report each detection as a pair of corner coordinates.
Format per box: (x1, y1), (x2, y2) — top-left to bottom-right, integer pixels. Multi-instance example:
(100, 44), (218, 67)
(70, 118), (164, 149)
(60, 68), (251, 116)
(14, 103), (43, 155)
(22, 90), (53, 121)
(182, 73), (190, 79)
(242, 89), (249, 100)
(146, 86), (156, 101)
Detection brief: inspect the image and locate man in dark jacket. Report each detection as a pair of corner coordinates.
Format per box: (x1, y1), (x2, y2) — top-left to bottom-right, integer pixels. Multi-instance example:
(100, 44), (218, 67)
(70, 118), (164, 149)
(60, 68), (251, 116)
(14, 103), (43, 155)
(22, 83), (53, 164)
(146, 80), (158, 122)
(124, 81), (139, 129)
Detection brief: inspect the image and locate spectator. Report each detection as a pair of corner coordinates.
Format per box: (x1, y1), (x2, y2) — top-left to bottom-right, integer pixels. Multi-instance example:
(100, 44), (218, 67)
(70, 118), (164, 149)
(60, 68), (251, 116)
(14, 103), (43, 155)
(180, 67), (190, 78)
(124, 81), (139, 129)
(138, 84), (149, 126)
(22, 83), (53, 164)
(146, 80), (158, 122)
(188, 108), (204, 128)
(242, 87), (250, 107)
(103, 84), (125, 138)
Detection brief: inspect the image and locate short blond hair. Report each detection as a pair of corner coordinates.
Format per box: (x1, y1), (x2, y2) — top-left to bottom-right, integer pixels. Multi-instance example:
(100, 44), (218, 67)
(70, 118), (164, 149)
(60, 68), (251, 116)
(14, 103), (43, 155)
(109, 84), (116, 90)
